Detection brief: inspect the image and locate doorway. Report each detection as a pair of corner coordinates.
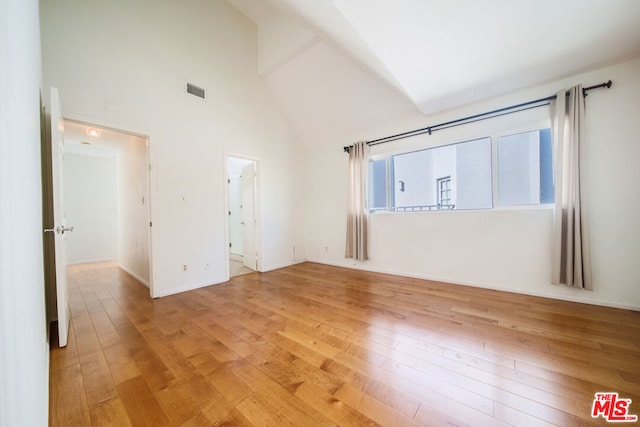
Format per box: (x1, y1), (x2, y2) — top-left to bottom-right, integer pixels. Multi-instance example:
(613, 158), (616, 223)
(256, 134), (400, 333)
(226, 155), (259, 277)
(62, 120), (153, 292)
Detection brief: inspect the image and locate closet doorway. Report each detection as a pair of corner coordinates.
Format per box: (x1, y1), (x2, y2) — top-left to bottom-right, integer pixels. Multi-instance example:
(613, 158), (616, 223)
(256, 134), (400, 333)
(226, 155), (259, 277)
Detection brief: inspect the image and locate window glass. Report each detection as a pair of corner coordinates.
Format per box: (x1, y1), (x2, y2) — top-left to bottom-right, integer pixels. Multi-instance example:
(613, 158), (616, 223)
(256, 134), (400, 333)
(497, 129), (554, 206)
(539, 128), (554, 204)
(390, 138), (492, 211)
(454, 137), (493, 210)
(368, 158), (387, 211)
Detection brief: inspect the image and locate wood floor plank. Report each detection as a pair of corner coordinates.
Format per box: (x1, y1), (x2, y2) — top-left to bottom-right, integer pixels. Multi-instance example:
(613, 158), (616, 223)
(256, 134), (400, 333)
(49, 363), (92, 427)
(254, 337), (346, 395)
(337, 351), (493, 417)
(192, 318), (257, 358)
(127, 344), (175, 392)
(153, 382), (201, 425)
(294, 381), (379, 426)
(205, 364), (253, 407)
(244, 350), (307, 393)
(230, 359), (333, 426)
(139, 327), (207, 381)
(199, 400), (254, 426)
(78, 351), (118, 409)
(102, 342), (141, 385)
(89, 398), (132, 427)
(116, 376), (171, 426)
(50, 261), (640, 426)
(386, 357), (590, 425)
(235, 394), (298, 427)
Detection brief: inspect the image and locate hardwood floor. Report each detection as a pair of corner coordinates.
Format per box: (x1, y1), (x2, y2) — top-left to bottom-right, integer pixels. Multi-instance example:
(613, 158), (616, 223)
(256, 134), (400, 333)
(49, 261), (640, 426)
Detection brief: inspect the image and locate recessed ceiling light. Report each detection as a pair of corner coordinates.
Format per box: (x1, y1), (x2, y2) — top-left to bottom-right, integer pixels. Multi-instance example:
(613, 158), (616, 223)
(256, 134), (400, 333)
(86, 128), (101, 138)
(81, 141), (91, 145)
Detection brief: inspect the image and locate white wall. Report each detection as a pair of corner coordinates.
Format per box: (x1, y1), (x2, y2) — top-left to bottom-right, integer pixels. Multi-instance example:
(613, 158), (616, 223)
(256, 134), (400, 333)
(40, 0), (304, 297)
(117, 136), (150, 285)
(256, 5), (316, 77)
(64, 152), (118, 263)
(0, 0), (49, 424)
(304, 57), (640, 310)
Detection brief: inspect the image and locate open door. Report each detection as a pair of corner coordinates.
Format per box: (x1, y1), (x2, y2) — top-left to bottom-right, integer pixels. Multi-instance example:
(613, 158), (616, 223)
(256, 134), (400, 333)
(46, 87), (72, 347)
(241, 162), (256, 270)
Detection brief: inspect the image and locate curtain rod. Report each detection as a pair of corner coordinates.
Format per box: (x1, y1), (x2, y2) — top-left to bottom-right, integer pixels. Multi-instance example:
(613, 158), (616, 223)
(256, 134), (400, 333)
(343, 80), (612, 153)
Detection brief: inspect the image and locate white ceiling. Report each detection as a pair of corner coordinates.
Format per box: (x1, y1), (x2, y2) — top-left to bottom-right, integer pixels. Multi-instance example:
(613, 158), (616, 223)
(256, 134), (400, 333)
(63, 121), (143, 158)
(330, 0), (640, 113)
(227, 0), (640, 144)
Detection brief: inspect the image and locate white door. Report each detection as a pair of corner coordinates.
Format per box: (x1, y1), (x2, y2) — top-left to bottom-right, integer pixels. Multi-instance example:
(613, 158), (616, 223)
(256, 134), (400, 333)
(48, 87), (71, 347)
(241, 162), (256, 270)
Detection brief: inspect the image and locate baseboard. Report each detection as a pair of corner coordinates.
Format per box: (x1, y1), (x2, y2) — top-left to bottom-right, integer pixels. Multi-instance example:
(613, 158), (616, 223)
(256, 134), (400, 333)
(118, 264), (150, 288)
(67, 257), (114, 265)
(261, 259), (307, 273)
(153, 278), (226, 298)
(305, 258), (640, 312)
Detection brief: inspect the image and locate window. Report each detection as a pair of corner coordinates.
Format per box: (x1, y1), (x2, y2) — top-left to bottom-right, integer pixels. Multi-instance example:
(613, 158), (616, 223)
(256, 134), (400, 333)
(437, 176), (452, 207)
(386, 137), (492, 212)
(497, 128), (554, 205)
(368, 128), (552, 212)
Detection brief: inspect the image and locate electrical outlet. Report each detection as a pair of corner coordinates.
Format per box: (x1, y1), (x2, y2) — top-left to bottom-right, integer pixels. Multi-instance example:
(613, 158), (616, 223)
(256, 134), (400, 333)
(182, 264), (188, 272)
(205, 263), (210, 270)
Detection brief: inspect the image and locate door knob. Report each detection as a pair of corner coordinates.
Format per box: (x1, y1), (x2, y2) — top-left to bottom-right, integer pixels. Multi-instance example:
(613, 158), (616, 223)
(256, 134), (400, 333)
(44, 226), (74, 234)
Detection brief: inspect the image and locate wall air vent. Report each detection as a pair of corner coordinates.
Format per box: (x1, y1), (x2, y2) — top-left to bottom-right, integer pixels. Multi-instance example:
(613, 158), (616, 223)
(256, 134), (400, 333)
(186, 82), (206, 100)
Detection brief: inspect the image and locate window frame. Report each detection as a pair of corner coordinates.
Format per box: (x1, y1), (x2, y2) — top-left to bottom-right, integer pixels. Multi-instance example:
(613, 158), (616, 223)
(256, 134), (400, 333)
(437, 176), (452, 208)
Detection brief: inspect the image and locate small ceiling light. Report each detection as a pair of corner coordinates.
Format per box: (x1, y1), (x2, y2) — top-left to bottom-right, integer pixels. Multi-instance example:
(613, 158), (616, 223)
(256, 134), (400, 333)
(81, 141), (91, 145)
(86, 128), (101, 138)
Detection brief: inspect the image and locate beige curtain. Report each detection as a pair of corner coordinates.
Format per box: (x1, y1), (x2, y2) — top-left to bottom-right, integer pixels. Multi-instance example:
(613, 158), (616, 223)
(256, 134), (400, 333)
(551, 85), (593, 290)
(345, 142), (369, 261)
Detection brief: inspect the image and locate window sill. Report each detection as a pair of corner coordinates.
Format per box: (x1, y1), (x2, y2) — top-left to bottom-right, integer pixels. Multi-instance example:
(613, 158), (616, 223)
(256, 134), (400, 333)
(369, 204), (553, 215)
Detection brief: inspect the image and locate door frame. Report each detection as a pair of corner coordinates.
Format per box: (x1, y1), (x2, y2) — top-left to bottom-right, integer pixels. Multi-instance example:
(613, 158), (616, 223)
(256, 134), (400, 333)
(63, 114), (156, 297)
(223, 152), (262, 280)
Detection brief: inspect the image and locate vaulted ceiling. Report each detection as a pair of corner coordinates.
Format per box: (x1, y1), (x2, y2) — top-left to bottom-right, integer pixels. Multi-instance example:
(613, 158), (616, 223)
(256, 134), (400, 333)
(227, 0), (640, 145)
